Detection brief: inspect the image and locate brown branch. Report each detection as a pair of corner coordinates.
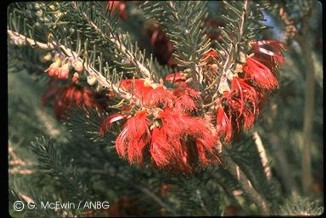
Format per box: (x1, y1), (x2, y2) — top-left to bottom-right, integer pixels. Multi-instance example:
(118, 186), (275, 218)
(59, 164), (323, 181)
(8, 29), (55, 50)
(221, 149), (270, 215)
(298, 29), (315, 195)
(252, 131), (272, 180)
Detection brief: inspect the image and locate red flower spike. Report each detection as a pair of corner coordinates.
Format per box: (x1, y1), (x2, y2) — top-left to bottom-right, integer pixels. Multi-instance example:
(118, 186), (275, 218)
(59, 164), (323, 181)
(115, 110), (151, 165)
(149, 109), (218, 171)
(43, 85), (104, 120)
(150, 126), (193, 173)
(107, 1), (127, 21)
(120, 79), (172, 107)
(231, 77), (261, 115)
(216, 107), (233, 142)
(250, 40), (285, 69)
(150, 125), (181, 168)
(243, 57), (278, 90)
(251, 40), (286, 58)
(222, 94), (255, 132)
(172, 85), (200, 112)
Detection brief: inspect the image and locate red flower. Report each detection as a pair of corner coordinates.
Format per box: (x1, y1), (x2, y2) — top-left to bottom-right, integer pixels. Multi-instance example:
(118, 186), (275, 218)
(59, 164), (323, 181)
(216, 77), (265, 142)
(115, 110), (151, 165)
(231, 77), (262, 115)
(164, 72), (201, 112)
(171, 83), (200, 112)
(43, 85), (104, 120)
(165, 72), (187, 84)
(201, 49), (219, 59)
(216, 107), (233, 142)
(251, 40), (285, 64)
(150, 109), (220, 172)
(107, 1), (127, 21)
(242, 57), (278, 90)
(250, 40), (285, 72)
(106, 107), (220, 172)
(120, 78), (173, 107)
(99, 113), (127, 136)
(44, 58), (61, 77)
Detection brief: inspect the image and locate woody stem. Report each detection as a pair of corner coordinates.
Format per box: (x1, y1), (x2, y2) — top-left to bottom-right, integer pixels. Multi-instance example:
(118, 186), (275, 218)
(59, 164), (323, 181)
(221, 149), (270, 215)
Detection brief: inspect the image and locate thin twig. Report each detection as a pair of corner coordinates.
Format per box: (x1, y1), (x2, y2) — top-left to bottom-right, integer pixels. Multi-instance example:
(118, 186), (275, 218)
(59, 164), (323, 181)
(8, 29), (55, 50)
(137, 186), (177, 215)
(252, 131), (272, 180)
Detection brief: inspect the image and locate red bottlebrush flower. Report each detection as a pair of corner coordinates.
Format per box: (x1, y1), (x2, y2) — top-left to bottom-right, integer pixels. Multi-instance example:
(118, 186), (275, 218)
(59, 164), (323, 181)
(99, 113), (127, 136)
(216, 107), (233, 143)
(220, 92), (256, 134)
(150, 109), (219, 172)
(43, 85), (104, 120)
(171, 83), (200, 112)
(231, 77), (262, 115)
(251, 40), (285, 63)
(250, 40), (285, 71)
(165, 72), (187, 84)
(107, 1), (127, 21)
(242, 57), (278, 90)
(120, 78), (172, 107)
(115, 110), (151, 165)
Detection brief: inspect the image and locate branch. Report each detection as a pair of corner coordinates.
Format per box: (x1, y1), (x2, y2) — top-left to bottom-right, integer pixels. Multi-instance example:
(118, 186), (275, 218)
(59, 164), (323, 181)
(215, 0), (249, 99)
(298, 23), (315, 195)
(252, 131), (272, 180)
(221, 149), (270, 215)
(7, 29), (55, 50)
(137, 186), (177, 215)
(71, 2), (152, 79)
(7, 28), (144, 107)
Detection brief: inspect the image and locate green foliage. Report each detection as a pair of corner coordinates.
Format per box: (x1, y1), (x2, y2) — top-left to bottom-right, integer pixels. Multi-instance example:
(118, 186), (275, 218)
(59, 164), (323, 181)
(30, 137), (91, 202)
(278, 196), (324, 216)
(140, 1), (211, 68)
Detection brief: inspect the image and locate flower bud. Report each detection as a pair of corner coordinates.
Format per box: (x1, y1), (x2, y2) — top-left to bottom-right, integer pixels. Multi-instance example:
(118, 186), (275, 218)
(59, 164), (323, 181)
(72, 60), (84, 72)
(57, 63), (70, 79)
(45, 58), (61, 77)
(40, 52), (52, 63)
(87, 75), (97, 86)
(72, 72), (79, 84)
